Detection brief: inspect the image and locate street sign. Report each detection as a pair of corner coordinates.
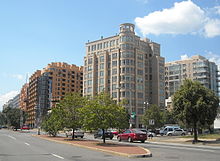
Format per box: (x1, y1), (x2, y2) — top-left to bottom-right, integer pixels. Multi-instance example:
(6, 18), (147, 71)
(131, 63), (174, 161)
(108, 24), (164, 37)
(149, 119), (155, 125)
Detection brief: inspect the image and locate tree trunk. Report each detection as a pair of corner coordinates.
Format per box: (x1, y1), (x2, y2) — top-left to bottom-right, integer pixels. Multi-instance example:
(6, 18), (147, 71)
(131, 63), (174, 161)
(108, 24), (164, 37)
(193, 122), (198, 143)
(72, 129), (75, 140)
(102, 129), (106, 143)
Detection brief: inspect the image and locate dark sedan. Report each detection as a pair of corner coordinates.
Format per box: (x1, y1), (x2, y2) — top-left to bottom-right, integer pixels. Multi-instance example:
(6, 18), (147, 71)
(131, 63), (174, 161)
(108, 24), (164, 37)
(94, 129), (114, 140)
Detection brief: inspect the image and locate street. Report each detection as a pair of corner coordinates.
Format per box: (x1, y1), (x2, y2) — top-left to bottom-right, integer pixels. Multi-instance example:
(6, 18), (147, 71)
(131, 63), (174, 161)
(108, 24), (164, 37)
(0, 129), (219, 161)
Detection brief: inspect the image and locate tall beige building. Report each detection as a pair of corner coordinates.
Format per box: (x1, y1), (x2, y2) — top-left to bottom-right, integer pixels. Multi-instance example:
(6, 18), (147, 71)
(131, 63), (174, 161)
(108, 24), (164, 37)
(83, 23), (165, 128)
(165, 55), (219, 99)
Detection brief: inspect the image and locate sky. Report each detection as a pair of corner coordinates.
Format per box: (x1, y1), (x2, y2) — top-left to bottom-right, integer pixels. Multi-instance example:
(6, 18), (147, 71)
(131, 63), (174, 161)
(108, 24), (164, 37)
(0, 0), (220, 111)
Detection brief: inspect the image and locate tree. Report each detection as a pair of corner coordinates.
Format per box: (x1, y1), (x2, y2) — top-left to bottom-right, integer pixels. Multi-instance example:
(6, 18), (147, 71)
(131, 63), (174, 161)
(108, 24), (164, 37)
(41, 107), (64, 137)
(2, 106), (25, 130)
(0, 112), (7, 125)
(57, 92), (87, 139)
(80, 92), (129, 143)
(173, 79), (219, 142)
(142, 104), (164, 130)
(162, 110), (177, 125)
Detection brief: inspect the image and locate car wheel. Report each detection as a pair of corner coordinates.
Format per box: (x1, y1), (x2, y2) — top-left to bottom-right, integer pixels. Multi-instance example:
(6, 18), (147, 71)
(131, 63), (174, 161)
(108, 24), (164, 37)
(128, 137), (133, 143)
(110, 137), (113, 140)
(117, 136), (121, 142)
(181, 133), (185, 136)
(141, 140), (145, 143)
(168, 133), (172, 136)
(81, 136), (83, 138)
(149, 134), (153, 137)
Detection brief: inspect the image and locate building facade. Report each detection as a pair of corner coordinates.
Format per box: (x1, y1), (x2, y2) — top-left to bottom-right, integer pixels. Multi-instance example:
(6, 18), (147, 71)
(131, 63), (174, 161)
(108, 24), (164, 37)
(26, 62), (83, 128)
(83, 23), (165, 127)
(20, 83), (29, 112)
(165, 55), (219, 100)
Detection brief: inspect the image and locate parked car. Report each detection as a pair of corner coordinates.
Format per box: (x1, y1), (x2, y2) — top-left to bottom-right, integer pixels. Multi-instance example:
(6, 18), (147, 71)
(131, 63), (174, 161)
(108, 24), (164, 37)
(65, 129), (84, 138)
(167, 129), (186, 136)
(160, 126), (180, 136)
(94, 129), (114, 140)
(134, 128), (156, 138)
(109, 129), (119, 135)
(117, 129), (147, 143)
(21, 125), (30, 130)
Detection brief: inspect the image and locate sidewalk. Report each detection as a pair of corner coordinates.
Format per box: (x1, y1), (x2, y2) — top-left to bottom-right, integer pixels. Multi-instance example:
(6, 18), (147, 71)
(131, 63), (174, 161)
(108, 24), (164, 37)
(34, 135), (152, 158)
(147, 136), (220, 147)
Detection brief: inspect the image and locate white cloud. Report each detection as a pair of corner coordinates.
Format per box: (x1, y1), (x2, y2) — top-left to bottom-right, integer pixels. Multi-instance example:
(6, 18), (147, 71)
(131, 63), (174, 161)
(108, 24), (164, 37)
(206, 51), (220, 70)
(135, 0), (220, 38)
(0, 91), (19, 111)
(204, 19), (220, 37)
(215, 6), (220, 15)
(181, 54), (189, 60)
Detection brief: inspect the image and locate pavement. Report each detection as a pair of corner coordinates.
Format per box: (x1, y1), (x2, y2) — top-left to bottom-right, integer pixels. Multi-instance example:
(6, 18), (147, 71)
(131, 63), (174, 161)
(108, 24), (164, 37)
(34, 134), (152, 158)
(146, 136), (220, 147)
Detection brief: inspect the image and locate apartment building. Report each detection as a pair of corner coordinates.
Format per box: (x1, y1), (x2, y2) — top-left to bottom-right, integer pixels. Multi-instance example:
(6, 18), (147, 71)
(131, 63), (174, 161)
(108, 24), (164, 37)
(83, 23), (165, 128)
(165, 55), (219, 100)
(26, 62), (83, 128)
(41, 62), (83, 105)
(20, 83), (29, 112)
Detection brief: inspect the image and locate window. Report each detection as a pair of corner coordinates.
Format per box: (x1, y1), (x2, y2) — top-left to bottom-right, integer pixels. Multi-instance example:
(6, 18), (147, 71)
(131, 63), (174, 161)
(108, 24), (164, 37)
(99, 78), (104, 85)
(100, 56), (104, 62)
(99, 71), (104, 77)
(112, 69), (117, 75)
(112, 53), (117, 59)
(112, 61), (117, 67)
(100, 63), (104, 69)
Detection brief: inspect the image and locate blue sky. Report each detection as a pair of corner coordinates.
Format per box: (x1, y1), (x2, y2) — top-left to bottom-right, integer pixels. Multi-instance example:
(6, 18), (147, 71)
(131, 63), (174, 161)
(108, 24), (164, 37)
(0, 0), (220, 111)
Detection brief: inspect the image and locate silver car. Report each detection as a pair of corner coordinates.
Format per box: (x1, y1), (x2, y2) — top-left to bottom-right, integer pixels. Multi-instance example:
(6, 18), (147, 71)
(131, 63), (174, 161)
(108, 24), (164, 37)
(166, 129), (186, 136)
(65, 129), (84, 138)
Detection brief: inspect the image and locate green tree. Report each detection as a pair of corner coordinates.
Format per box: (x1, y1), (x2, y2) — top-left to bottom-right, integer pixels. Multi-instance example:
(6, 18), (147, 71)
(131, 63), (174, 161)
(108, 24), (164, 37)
(2, 106), (24, 130)
(162, 110), (177, 125)
(58, 92), (87, 139)
(142, 104), (164, 130)
(173, 79), (219, 142)
(80, 92), (129, 143)
(0, 112), (7, 125)
(41, 107), (64, 137)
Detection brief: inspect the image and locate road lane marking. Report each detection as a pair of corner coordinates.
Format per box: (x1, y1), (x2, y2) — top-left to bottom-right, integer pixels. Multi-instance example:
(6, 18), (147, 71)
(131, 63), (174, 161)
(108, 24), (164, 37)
(148, 144), (215, 153)
(51, 153), (64, 159)
(25, 142), (30, 146)
(7, 135), (16, 140)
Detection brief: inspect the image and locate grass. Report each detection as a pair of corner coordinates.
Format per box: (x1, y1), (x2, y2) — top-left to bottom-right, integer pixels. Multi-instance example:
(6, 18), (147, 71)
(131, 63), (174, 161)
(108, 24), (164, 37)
(182, 134), (220, 139)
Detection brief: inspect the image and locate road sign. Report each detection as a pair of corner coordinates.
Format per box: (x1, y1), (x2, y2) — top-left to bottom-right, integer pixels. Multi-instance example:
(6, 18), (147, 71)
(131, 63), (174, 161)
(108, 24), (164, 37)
(149, 119), (155, 125)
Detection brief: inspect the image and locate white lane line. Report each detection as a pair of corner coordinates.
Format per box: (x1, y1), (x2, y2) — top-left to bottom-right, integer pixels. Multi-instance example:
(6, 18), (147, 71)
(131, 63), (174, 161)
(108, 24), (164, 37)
(51, 153), (64, 159)
(149, 144), (215, 152)
(7, 135), (16, 140)
(25, 142), (30, 146)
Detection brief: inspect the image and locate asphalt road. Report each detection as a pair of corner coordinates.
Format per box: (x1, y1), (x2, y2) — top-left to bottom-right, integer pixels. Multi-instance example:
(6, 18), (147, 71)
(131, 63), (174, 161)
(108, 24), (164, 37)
(0, 129), (219, 161)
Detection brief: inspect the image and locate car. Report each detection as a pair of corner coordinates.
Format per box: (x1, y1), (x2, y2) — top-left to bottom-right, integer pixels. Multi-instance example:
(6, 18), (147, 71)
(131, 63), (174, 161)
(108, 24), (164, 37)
(94, 129), (114, 140)
(21, 125), (30, 130)
(160, 126), (180, 136)
(117, 129), (147, 143)
(109, 129), (119, 135)
(65, 129), (84, 138)
(167, 129), (186, 136)
(134, 128), (156, 138)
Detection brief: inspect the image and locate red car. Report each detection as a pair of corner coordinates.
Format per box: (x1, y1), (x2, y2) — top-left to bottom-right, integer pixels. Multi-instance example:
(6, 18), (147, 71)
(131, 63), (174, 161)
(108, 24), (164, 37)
(21, 125), (30, 130)
(117, 129), (147, 143)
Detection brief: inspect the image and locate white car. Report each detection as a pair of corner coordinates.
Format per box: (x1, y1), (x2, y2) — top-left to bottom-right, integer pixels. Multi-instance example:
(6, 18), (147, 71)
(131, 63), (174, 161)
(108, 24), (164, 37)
(166, 129), (186, 136)
(65, 129), (84, 138)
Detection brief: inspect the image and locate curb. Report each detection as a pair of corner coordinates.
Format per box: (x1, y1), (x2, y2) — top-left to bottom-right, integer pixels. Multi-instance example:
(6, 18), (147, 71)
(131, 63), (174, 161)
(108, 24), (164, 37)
(33, 135), (152, 158)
